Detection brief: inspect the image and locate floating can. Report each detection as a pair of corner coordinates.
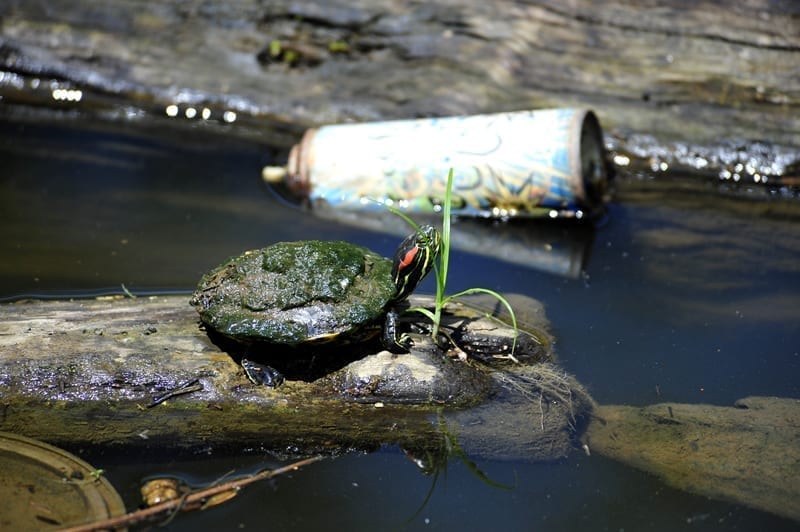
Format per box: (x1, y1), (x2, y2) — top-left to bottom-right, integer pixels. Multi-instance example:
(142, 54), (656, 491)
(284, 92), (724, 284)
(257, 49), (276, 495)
(266, 108), (608, 219)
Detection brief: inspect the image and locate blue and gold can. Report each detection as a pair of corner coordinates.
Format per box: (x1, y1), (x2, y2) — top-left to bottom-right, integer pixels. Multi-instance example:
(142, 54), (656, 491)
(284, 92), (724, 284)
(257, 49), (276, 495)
(267, 108), (608, 219)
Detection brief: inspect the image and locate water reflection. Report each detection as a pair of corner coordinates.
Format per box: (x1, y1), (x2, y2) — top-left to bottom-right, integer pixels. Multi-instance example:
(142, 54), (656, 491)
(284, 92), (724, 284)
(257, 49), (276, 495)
(620, 180), (800, 324)
(305, 204), (597, 279)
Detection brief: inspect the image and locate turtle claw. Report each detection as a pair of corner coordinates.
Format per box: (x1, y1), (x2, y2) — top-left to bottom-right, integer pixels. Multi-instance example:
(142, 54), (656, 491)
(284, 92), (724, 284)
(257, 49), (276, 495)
(396, 333), (414, 351)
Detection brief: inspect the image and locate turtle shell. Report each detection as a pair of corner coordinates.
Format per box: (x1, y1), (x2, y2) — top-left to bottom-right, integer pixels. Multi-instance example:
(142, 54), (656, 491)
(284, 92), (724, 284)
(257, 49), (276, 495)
(190, 240), (396, 345)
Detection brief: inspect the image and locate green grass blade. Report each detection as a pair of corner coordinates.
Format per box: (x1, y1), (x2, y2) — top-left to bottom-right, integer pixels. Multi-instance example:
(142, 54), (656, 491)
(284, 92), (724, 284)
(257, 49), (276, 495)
(439, 168), (453, 297)
(432, 168), (454, 339)
(404, 306), (437, 323)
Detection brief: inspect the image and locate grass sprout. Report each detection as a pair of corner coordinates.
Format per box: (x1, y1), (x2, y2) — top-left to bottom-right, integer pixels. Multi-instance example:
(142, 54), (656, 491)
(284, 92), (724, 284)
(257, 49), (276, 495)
(384, 169), (519, 357)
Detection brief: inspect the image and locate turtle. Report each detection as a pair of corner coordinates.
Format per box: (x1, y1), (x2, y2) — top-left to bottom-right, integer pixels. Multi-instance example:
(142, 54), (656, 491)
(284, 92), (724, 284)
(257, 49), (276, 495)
(190, 225), (441, 384)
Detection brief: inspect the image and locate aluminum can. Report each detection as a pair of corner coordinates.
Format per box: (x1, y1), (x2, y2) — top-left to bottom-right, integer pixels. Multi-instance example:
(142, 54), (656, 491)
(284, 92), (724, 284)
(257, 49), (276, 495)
(277, 108), (608, 219)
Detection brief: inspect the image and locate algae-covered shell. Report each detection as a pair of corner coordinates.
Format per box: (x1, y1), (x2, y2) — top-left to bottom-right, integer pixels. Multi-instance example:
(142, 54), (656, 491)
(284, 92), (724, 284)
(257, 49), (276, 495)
(190, 240), (397, 344)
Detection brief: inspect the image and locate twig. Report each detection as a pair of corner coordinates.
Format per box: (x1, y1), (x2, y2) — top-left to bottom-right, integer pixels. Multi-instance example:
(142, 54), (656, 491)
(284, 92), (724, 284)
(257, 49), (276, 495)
(147, 379), (203, 407)
(59, 456), (324, 532)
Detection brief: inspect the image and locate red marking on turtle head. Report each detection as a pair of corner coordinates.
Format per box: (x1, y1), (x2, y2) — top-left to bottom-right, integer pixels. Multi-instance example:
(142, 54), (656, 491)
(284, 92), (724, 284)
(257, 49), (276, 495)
(397, 245), (419, 273)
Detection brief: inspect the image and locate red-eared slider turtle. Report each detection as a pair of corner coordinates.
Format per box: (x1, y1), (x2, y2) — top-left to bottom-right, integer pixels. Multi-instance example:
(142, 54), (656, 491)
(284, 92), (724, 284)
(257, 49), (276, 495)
(190, 226), (441, 384)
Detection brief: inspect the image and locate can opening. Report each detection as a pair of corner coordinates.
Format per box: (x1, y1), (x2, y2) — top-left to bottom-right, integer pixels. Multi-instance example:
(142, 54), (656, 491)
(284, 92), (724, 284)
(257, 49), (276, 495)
(578, 111), (609, 210)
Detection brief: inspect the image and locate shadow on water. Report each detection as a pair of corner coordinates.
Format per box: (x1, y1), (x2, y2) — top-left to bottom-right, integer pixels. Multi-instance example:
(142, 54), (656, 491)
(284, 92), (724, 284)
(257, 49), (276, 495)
(1, 117), (799, 530)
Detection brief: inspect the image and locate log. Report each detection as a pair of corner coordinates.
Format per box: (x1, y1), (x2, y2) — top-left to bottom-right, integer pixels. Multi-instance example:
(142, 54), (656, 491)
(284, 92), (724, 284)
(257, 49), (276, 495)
(0, 293), (592, 462)
(0, 0), (798, 177)
(587, 397), (800, 522)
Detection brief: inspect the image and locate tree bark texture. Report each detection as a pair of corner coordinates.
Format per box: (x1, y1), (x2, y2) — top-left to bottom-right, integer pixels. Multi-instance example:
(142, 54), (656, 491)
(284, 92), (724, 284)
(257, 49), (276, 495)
(0, 0), (798, 158)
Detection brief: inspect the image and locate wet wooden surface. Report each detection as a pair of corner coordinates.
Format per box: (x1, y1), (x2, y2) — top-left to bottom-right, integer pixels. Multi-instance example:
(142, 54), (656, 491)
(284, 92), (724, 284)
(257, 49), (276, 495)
(1, 0), (798, 156)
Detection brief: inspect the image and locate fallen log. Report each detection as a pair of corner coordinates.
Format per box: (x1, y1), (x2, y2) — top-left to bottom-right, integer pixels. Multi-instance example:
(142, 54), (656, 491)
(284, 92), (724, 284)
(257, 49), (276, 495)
(1, 0), (798, 177)
(0, 293), (591, 463)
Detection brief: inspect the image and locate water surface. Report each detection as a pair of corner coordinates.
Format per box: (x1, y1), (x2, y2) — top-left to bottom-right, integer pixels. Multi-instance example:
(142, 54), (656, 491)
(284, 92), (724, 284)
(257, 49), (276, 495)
(1, 119), (798, 530)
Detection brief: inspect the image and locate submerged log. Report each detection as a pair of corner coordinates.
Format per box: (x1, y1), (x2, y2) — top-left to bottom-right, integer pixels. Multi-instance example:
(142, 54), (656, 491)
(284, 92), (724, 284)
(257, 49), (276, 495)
(0, 0), (798, 177)
(587, 398), (800, 522)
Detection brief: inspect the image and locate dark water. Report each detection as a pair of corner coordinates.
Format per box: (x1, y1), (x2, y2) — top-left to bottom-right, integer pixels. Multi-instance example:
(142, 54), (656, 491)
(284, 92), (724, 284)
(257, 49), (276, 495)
(1, 119), (798, 530)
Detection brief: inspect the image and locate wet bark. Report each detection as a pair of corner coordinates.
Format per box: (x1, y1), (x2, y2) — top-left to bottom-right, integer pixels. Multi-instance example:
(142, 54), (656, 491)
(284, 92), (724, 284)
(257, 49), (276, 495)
(0, 0), (798, 173)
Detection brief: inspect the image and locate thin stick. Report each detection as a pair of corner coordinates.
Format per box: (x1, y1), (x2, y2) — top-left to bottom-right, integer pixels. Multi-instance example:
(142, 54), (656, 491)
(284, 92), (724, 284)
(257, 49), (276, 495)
(60, 455), (324, 532)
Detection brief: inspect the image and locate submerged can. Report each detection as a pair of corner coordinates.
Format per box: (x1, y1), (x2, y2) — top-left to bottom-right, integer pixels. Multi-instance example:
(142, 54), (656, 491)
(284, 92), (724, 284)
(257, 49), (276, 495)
(274, 108), (608, 219)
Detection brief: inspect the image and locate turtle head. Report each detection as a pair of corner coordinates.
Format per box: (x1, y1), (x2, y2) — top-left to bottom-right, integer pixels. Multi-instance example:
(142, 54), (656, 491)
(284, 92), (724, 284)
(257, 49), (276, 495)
(390, 224), (441, 302)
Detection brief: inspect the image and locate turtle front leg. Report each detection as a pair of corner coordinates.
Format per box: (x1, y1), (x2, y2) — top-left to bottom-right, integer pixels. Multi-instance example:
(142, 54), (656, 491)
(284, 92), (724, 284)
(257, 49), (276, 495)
(383, 309), (412, 353)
